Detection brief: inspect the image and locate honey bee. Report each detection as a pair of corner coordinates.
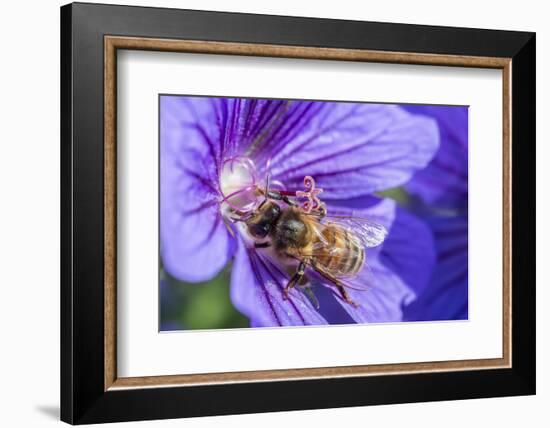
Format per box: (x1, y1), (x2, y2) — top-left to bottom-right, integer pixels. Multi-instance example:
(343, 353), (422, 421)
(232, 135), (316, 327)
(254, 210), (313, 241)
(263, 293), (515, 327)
(243, 176), (387, 307)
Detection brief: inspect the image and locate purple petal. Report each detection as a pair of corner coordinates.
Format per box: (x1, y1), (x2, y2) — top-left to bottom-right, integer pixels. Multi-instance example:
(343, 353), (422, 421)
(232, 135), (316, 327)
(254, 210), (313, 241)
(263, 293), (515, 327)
(328, 192), (394, 216)
(160, 97), (236, 282)
(234, 99), (296, 157)
(313, 284), (356, 325)
(160, 96), (224, 181)
(230, 238), (328, 327)
(403, 105), (468, 209)
(403, 215), (468, 321)
(193, 97), (296, 161)
(265, 103), (439, 199)
(379, 206), (436, 296)
(331, 258), (415, 323)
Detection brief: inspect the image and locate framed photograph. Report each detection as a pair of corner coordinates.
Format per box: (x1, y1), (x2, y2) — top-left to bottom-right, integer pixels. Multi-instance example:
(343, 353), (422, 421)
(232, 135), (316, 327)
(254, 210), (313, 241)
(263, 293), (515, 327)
(60, 2), (535, 424)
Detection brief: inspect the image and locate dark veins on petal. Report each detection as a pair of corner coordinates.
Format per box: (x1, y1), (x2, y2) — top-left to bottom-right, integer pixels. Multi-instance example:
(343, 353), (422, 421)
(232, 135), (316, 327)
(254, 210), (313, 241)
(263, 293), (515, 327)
(230, 238), (328, 327)
(403, 215), (468, 321)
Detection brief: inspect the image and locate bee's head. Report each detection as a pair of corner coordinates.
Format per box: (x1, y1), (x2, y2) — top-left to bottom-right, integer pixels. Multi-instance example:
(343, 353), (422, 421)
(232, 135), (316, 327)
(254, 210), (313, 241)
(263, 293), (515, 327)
(247, 201), (281, 238)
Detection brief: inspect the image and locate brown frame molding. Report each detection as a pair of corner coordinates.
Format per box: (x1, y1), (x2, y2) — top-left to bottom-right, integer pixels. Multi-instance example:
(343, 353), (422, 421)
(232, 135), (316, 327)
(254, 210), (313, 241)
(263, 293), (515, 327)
(104, 35), (512, 391)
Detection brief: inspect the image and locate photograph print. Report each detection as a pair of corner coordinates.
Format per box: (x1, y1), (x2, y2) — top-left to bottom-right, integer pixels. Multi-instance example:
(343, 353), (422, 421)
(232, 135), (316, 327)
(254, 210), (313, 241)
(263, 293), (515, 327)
(159, 95), (468, 330)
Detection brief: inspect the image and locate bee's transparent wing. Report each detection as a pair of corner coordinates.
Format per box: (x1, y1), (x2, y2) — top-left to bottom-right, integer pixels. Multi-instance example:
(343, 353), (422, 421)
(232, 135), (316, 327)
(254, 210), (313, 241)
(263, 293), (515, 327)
(318, 215), (388, 248)
(290, 215), (385, 281)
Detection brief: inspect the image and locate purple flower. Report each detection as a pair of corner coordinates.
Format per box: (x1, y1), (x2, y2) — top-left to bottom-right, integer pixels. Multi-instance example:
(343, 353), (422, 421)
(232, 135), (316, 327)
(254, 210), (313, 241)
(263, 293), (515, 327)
(401, 105), (468, 321)
(160, 96), (439, 327)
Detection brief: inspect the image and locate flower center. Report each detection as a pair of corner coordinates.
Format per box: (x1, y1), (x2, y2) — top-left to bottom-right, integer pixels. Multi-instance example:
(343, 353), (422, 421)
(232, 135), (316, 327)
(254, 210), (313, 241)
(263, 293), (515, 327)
(219, 157), (261, 215)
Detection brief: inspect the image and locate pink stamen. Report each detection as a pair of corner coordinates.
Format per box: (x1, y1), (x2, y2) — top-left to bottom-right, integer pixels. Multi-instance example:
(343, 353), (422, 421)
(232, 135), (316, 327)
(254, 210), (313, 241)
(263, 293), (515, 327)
(295, 176), (324, 214)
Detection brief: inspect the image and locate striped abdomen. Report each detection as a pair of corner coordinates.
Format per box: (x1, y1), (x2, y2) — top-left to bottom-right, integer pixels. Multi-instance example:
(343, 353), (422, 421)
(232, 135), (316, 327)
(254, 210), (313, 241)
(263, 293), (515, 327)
(314, 225), (365, 276)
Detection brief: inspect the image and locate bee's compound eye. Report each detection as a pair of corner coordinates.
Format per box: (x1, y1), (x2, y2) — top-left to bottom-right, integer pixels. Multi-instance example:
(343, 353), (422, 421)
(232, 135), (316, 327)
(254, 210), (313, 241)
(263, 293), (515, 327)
(271, 204), (281, 216)
(250, 222), (270, 238)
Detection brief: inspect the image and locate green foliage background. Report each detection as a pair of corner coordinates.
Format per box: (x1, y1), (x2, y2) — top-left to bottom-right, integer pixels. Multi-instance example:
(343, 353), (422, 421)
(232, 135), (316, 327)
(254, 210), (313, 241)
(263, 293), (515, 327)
(161, 264), (249, 330)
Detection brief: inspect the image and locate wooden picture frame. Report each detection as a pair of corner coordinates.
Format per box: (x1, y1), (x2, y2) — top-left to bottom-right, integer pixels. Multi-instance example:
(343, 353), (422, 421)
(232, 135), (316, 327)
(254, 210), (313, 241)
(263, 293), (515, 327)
(61, 2), (535, 424)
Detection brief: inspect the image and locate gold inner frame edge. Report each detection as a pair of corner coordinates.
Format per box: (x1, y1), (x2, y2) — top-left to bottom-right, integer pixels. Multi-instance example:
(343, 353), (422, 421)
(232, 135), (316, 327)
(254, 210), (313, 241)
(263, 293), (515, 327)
(104, 36), (512, 391)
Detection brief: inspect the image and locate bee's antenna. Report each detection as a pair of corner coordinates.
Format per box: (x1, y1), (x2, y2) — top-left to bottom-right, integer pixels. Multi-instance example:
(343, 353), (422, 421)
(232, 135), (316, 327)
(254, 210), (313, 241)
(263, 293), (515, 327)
(265, 173), (271, 198)
(262, 158), (273, 205)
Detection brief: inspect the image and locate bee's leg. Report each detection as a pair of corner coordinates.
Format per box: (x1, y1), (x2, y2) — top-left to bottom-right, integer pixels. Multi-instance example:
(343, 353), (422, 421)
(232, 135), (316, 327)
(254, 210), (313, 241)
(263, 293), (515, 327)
(254, 242), (271, 249)
(281, 195), (298, 207)
(335, 284), (358, 308)
(321, 272), (358, 307)
(229, 211), (255, 223)
(283, 261), (307, 300)
(300, 279), (320, 310)
(314, 203), (327, 218)
(267, 190), (297, 207)
(222, 217), (236, 238)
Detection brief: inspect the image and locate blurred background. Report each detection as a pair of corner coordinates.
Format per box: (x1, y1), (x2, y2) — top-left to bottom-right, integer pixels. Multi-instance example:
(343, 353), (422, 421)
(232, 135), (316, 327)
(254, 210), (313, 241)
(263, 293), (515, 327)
(161, 264), (249, 330)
